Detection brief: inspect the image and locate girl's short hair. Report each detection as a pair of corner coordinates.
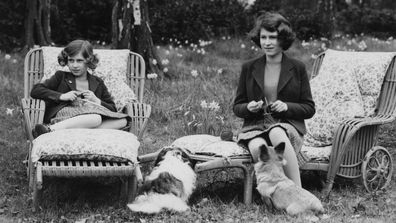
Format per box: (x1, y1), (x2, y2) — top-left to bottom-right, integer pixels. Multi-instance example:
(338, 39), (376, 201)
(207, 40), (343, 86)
(58, 40), (99, 69)
(248, 12), (296, 50)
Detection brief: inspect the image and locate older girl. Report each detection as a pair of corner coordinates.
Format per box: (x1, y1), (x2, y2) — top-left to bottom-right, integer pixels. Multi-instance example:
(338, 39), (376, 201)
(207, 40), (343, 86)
(31, 40), (128, 138)
(233, 12), (315, 186)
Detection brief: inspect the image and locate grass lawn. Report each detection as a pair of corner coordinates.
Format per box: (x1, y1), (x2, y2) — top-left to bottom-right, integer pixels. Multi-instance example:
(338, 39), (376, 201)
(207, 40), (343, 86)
(1, 35), (396, 222)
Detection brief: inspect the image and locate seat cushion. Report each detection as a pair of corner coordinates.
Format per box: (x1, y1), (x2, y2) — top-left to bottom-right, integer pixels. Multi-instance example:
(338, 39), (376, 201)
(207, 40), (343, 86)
(41, 47), (137, 111)
(171, 134), (250, 157)
(301, 145), (332, 162)
(31, 129), (139, 163)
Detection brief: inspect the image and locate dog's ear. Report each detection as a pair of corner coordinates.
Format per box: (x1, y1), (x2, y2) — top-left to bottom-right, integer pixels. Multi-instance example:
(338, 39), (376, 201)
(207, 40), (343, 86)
(273, 142), (285, 155)
(154, 147), (171, 166)
(258, 144), (270, 162)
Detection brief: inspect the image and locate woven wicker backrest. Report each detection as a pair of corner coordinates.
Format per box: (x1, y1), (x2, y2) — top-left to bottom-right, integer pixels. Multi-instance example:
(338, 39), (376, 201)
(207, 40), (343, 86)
(23, 48), (146, 102)
(311, 52), (396, 117)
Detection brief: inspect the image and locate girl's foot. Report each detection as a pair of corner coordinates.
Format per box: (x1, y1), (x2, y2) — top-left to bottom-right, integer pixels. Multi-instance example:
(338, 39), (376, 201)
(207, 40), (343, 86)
(32, 124), (51, 138)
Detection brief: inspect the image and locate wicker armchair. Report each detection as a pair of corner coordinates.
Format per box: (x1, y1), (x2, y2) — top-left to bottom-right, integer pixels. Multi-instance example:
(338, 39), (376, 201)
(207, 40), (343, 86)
(300, 51), (396, 196)
(139, 51), (396, 205)
(22, 48), (151, 210)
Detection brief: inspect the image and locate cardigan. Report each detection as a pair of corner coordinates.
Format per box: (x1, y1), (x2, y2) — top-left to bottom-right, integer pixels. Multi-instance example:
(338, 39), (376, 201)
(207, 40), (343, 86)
(30, 71), (116, 123)
(233, 53), (315, 135)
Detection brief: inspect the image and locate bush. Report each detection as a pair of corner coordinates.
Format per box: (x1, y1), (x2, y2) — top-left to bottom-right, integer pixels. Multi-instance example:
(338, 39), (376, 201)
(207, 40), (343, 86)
(337, 6), (396, 38)
(148, 0), (249, 44)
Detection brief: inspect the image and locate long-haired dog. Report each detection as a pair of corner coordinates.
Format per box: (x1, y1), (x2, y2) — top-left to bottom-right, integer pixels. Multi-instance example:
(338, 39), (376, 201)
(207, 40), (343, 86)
(255, 142), (324, 215)
(127, 146), (196, 214)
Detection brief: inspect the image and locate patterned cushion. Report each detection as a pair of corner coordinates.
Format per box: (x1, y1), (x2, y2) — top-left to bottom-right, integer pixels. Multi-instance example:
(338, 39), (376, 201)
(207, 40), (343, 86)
(41, 47), (137, 111)
(301, 145), (332, 161)
(304, 50), (395, 147)
(171, 134), (250, 157)
(31, 129), (139, 163)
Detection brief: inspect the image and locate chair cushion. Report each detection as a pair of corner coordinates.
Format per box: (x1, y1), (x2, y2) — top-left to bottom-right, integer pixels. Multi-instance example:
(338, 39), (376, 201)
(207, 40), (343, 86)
(304, 50), (395, 147)
(171, 134), (250, 157)
(301, 145), (332, 162)
(41, 47), (137, 111)
(31, 129), (139, 163)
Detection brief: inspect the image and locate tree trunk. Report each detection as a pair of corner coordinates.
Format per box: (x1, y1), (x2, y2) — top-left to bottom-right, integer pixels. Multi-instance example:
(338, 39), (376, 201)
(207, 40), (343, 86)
(111, 0), (165, 77)
(24, 0), (52, 49)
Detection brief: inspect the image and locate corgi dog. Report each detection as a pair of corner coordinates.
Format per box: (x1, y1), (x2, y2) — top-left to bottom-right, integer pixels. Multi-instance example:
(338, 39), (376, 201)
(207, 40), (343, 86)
(127, 146), (196, 214)
(254, 142), (324, 215)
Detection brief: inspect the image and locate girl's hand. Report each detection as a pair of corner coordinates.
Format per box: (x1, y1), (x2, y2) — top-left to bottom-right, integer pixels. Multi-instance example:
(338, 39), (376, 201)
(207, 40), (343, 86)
(269, 100), (288, 113)
(81, 90), (101, 104)
(247, 100), (264, 113)
(59, 91), (80, 101)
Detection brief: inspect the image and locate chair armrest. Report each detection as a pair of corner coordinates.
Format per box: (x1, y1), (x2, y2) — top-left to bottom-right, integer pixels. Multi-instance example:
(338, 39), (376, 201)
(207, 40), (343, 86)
(124, 102), (151, 140)
(322, 114), (395, 196)
(138, 151), (160, 164)
(20, 98), (46, 142)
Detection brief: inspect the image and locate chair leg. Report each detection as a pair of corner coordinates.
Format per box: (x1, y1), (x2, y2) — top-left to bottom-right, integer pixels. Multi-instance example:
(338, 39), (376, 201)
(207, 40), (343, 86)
(119, 178), (128, 203)
(242, 165), (255, 205)
(32, 164), (43, 212)
(322, 178), (334, 200)
(127, 167), (143, 203)
(127, 175), (137, 203)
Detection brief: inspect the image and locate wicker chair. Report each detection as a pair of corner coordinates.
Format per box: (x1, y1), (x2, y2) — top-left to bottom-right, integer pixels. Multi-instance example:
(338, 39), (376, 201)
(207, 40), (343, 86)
(21, 48), (151, 210)
(139, 51), (396, 205)
(300, 52), (396, 196)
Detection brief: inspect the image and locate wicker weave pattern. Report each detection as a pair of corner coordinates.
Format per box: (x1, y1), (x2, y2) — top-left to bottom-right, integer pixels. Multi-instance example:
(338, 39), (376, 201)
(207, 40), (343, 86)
(22, 48), (150, 210)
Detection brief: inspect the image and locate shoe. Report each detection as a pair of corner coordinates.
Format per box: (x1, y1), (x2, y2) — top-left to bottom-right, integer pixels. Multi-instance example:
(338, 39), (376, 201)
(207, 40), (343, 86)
(32, 124), (51, 138)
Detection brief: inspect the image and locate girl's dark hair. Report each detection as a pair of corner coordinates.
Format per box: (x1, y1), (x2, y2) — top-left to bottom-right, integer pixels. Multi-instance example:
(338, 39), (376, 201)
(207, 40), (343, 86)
(248, 11), (296, 50)
(57, 40), (99, 69)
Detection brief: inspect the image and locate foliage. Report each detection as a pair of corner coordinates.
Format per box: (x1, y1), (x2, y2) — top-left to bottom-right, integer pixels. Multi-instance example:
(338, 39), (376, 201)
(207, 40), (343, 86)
(2, 0), (396, 51)
(0, 0), (25, 52)
(337, 5), (396, 38)
(50, 0), (114, 45)
(148, 0), (249, 44)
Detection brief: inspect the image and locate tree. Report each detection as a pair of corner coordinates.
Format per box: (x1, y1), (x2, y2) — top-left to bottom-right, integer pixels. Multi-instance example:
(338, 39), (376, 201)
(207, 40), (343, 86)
(24, 0), (52, 49)
(316, 0), (337, 36)
(111, 0), (163, 77)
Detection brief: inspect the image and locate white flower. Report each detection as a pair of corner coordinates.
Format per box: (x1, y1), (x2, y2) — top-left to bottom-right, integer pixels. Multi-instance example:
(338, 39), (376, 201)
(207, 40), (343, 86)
(12, 59), (17, 64)
(152, 59), (157, 65)
(165, 50), (170, 55)
(4, 54), (11, 60)
(156, 45), (160, 49)
(6, 108), (14, 116)
(101, 41), (106, 46)
(217, 68), (223, 74)
(161, 59), (169, 65)
(241, 44), (246, 49)
(163, 67), (168, 73)
(200, 100), (208, 109)
(177, 53), (183, 57)
(191, 70), (199, 77)
(147, 73), (158, 79)
(208, 101), (220, 111)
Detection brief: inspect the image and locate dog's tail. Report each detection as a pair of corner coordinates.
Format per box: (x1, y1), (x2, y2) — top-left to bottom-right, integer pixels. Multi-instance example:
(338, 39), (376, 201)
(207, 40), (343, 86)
(127, 192), (189, 214)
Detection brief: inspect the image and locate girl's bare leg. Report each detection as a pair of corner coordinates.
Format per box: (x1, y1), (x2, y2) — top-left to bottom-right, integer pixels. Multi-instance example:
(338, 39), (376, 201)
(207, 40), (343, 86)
(268, 127), (302, 187)
(97, 118), (127, 129)
(50, 114), (102, 130)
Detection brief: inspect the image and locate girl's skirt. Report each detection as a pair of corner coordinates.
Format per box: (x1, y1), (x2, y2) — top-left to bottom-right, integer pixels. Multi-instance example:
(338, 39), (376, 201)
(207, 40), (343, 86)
(51, 99), (129, 124)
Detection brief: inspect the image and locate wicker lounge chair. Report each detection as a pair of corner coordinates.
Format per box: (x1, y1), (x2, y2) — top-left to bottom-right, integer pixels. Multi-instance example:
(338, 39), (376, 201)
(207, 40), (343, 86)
(139, 50), (396, 204)
(21, 48), (151, 210)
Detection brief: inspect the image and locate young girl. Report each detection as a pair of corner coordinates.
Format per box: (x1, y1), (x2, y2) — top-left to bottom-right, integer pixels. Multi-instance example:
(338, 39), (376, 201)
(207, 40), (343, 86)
(31, 40), (129, 138)
(233, 12), (315, 187)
